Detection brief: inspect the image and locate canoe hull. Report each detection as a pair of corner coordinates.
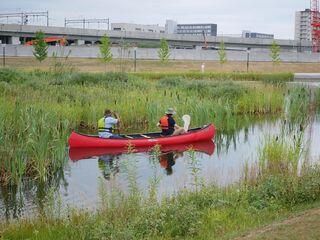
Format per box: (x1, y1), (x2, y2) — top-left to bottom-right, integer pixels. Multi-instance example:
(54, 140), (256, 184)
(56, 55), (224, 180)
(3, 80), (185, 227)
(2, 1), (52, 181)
(68, 124), (215, 148)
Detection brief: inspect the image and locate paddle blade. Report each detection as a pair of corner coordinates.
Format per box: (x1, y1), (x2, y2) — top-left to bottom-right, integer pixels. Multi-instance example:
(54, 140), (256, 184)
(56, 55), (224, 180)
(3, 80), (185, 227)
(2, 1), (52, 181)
(182, 115), (191, 132)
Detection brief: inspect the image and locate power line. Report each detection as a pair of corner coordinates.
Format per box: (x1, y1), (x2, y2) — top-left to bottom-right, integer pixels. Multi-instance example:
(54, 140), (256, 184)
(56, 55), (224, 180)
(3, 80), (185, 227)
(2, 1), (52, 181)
(64, 18), (110, 30)
(0, 11), (49, 26)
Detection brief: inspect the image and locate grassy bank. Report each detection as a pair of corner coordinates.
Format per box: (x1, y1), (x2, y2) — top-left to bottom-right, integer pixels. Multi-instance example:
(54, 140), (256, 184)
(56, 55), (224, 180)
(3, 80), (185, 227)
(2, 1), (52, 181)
(2, 133), (320, 239)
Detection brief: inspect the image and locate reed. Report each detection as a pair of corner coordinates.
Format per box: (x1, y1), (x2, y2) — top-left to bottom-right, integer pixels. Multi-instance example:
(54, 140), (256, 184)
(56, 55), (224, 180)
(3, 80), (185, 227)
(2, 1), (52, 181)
(0, 69), (294, 185)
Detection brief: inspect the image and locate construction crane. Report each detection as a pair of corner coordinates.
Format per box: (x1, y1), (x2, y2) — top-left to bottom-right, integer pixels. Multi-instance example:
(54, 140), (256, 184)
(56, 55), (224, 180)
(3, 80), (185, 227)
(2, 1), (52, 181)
(202, 30), (208, 50)
(311, 0), (320, 52)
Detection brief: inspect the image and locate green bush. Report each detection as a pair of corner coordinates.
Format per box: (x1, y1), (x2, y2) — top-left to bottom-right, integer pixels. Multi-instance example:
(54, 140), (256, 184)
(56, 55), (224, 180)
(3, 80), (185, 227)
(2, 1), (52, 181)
(0, 68), (27, 83)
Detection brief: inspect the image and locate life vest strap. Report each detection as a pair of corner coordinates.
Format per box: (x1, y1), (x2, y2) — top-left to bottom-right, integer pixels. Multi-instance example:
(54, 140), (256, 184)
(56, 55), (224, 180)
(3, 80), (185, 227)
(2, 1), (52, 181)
(98, 127), (113, 133)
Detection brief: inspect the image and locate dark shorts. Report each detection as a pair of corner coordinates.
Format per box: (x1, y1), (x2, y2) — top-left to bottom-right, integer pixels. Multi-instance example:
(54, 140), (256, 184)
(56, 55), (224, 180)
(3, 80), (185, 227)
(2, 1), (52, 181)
(109, 134), (123, 139)
(161, 129), (174, 136)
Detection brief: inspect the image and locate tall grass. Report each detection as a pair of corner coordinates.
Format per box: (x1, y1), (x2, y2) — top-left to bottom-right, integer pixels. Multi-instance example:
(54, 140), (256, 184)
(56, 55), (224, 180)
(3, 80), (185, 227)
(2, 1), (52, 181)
(0, 104), (69, 185)
(134, 71), (294, 84)
(0, 68), (296, 186)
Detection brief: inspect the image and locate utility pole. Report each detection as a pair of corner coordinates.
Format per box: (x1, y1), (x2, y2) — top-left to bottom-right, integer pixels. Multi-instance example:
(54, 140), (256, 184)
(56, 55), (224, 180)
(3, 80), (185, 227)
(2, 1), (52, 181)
(246, 47), (251, 72)
(1, 41), (6, 67)
(133, 47), (137, 72)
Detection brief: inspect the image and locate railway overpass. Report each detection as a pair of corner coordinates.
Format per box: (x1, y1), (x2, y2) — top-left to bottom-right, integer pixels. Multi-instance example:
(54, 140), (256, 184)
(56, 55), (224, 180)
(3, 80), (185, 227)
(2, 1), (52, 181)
(0, 23), (312, 52)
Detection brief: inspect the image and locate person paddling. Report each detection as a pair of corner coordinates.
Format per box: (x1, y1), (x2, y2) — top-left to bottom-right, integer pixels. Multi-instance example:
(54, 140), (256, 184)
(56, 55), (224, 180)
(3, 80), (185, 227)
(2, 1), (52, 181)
(98, 109), (122, 139)
(158, 108), (185, 136)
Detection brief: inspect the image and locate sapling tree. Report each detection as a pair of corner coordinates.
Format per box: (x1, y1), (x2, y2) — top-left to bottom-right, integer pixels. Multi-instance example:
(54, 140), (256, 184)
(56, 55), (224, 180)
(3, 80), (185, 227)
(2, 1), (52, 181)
(33, 31), (48, 63)
(218, 41), (227, 65)
(158, 38), (170, 63)
(270, 40), (281, 65)
(99, 35), (113, 72)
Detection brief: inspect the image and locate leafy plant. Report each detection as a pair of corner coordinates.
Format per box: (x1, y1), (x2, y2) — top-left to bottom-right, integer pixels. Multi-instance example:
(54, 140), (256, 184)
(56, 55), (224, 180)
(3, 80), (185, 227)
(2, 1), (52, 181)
(158, 38), (170, 63)
(99, 35), (113, 72)
(33, 31), (48, 63)
(270, 40), (281, 65)
(218, 41), (227, 65)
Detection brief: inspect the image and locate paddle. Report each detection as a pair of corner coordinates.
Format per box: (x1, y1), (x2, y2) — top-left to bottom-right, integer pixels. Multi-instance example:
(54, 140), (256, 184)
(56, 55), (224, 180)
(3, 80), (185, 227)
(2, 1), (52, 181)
(182, 115), (191, 132)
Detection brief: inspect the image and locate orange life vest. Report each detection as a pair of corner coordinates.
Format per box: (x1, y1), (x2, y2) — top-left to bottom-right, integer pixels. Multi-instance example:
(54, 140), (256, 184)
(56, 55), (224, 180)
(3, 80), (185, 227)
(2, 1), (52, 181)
(160, 155), (168, 168)
(159, 116), (169, 130)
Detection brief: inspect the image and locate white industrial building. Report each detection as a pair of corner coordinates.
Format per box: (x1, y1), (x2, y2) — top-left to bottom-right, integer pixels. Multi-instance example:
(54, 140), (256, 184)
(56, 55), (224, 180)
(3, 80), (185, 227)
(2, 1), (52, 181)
(165, 20), (217, 36)
(110, 23), (165, 33)
(242, 30), (274, 39)
(295, 9), (312, 42)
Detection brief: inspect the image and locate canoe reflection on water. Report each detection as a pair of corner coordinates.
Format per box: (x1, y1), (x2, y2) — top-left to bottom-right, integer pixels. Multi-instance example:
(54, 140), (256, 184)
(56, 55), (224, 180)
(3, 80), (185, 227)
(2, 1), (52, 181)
(69, 140), (215, 179)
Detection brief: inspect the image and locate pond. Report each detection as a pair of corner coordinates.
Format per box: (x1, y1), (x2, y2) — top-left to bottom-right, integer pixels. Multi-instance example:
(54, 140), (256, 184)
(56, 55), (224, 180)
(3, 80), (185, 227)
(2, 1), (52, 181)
(1, 83), (320, 220)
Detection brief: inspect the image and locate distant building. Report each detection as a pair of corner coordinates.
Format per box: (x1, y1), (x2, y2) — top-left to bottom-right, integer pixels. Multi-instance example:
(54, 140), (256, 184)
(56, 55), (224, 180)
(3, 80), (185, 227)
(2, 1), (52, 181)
(242, 30), (274, 39)
(295, 9), (312, 42)
(165, 20), (217, 36)
(177, 23), (217, 36)
(165, 20), (178, 34)
(111, 23), (165, 33)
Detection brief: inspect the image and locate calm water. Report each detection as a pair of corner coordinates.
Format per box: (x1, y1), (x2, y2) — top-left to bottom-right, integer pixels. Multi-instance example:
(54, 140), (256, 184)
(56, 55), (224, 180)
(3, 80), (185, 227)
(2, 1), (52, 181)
(1, 83), (320, 220)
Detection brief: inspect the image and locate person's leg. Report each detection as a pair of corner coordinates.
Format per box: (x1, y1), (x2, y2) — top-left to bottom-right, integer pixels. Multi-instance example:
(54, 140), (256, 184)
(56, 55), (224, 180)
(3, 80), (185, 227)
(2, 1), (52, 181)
(172, 127), (186, 136)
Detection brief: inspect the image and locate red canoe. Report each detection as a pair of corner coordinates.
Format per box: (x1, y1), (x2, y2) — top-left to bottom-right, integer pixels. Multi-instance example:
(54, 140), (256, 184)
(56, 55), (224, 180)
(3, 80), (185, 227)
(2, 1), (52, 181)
(69, 140), (215, 161)
(68, 124), (215, 148)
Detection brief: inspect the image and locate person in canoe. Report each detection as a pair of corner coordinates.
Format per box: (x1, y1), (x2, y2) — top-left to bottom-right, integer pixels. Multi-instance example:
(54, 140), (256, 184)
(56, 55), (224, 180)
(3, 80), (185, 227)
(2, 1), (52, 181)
(158, 108), (186, 136)
(98, 109), (122, 139)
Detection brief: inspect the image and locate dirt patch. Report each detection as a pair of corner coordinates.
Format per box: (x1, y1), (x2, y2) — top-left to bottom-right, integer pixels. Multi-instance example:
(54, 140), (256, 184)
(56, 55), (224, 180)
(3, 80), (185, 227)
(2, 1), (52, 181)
(235, 208), (320, 240)
(4, 57), (320, 73)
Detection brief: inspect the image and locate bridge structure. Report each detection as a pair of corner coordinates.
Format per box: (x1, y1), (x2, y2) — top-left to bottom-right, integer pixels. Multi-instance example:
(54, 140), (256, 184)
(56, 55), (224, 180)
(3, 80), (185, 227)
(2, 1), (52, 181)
(0, 23), (313, 52)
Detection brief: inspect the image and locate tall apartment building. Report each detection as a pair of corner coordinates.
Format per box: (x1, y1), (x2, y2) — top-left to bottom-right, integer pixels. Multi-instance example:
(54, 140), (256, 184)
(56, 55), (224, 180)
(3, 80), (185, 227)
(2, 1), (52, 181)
(165, 20), (217, 36)
(295, 9), (312, 41)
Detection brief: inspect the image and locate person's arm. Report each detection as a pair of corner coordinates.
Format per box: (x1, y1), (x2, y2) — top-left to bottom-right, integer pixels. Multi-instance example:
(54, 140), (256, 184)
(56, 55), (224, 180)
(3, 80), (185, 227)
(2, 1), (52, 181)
(170, 118), (180, 129)
(113, 111), (121, 123)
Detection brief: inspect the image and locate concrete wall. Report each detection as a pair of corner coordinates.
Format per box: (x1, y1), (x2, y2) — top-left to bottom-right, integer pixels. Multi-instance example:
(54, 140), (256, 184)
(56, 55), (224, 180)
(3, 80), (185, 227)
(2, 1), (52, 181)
(4, 45), (320, 62)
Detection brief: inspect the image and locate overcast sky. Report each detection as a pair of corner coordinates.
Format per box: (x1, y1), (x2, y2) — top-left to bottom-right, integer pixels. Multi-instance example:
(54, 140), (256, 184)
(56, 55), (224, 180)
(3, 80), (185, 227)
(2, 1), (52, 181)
(1, 0), (311, 39)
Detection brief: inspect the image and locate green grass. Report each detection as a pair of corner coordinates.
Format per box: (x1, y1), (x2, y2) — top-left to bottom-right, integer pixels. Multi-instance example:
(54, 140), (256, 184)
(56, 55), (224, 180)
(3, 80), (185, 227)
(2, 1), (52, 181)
(134, 71), (294, 84)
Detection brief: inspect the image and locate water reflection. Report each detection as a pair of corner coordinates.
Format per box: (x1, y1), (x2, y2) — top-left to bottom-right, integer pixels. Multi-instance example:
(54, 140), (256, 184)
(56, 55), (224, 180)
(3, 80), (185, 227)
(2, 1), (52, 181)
(70, 140), (215, 180)
(159, 151), (183, 175)
(98, 155), (120, 180)
(0, 167), (67, 220)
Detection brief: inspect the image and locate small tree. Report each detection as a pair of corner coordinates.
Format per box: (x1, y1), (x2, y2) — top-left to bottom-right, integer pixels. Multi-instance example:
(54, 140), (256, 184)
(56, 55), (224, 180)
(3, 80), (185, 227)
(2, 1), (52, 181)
(270, 40), (281, 65)
(99, 35), (113, 72)
(158, 38), (170, 63)
(118, 39), (130, 73)
(218, 41), (227, 65)
(33, 31), (48, 63)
